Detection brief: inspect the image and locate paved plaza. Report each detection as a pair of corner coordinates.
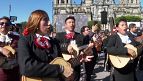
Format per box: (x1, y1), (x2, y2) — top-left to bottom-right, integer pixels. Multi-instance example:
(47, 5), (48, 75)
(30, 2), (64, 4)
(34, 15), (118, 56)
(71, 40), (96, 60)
(80, 53), (143, 81)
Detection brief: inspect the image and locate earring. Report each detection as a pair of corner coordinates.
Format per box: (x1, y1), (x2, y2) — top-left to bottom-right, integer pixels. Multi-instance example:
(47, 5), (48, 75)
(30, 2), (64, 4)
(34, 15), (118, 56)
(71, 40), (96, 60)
(37, 28), (39, 30)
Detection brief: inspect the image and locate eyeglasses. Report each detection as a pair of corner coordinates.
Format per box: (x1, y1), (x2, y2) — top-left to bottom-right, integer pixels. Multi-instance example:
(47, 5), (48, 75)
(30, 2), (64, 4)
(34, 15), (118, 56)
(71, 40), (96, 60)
(0, 22), (11, 26)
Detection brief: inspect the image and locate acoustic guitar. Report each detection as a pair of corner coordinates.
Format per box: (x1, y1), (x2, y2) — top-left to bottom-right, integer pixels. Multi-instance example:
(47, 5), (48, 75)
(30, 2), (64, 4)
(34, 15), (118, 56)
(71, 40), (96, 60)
(22, 44), (93, 81)
(22, 57), (72, 81)
(109, 44), (138, 68)
(62, 44), (88, 60)
(134, 35), (143, 44)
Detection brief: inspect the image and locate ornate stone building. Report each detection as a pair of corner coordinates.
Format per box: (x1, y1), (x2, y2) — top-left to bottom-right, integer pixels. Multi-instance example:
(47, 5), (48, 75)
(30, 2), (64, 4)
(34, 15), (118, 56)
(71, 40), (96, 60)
(114, 0), (142, 17)
(53, 0), (142, 31)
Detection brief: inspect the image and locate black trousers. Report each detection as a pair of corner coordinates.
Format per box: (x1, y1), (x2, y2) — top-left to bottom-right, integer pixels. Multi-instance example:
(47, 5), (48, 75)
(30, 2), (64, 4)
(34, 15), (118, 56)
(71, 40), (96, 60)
(85, 58), (96, 81)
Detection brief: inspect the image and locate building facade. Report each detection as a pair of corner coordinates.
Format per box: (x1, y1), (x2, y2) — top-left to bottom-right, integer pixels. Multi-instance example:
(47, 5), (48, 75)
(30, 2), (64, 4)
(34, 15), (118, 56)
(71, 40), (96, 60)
(53, 0), (142, 31)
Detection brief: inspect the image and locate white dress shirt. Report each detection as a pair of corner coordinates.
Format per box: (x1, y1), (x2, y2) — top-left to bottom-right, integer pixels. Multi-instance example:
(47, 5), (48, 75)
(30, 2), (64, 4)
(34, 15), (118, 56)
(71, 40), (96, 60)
(117, 33), (131, 44)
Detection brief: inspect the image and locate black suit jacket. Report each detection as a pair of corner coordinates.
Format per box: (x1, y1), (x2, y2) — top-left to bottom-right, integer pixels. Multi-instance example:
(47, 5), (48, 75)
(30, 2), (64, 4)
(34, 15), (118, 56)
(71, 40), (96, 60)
(55, 32), (84, 81)
(18, 34), (62, 77)
(55, 32), (84, 54)
(106, 33), (141, 74)
(0, 33), (19, 69)
(127, 31), (137, 38)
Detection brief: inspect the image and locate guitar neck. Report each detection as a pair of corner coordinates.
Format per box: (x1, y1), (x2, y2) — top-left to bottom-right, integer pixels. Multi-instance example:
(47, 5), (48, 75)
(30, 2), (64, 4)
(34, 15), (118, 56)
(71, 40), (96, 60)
(67, 53), (84, 68)
(67, 46), (92, 68)
(78, 44), (88, 50)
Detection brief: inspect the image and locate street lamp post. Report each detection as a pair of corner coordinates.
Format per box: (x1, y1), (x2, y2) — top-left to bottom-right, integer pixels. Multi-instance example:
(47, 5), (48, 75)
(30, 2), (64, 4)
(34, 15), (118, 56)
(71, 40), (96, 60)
(9, 4), (11, 17)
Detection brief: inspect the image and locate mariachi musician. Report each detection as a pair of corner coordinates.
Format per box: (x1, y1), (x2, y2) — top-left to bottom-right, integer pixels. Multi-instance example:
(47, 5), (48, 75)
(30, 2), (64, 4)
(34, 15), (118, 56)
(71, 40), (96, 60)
(80, 26), (98, 81)
(56, 16), (94, 81)
(106, 19), (142, 81)
(89, 21), (103, 53)
(0, 16), (20, 81)
(18, 10), (74, 81)
(134, 33), (143, 70)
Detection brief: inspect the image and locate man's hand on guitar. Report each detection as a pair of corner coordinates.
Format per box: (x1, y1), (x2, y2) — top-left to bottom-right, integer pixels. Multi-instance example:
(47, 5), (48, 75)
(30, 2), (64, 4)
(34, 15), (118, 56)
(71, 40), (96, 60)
(0, 48), (15, 58)
(84, 55), (94, 62)
(127, 48), (137, 58)
(67, 44), (74, 54)
(80, 51), (94, 62)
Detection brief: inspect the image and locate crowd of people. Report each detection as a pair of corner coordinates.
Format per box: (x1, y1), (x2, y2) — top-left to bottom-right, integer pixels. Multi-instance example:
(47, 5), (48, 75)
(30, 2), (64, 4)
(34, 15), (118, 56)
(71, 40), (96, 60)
(0, 9), (142, 81)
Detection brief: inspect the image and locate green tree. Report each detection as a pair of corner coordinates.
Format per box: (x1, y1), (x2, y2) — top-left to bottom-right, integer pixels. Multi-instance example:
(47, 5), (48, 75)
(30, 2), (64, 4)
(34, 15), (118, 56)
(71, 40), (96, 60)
(115, 16), (142, 24)
(87, 20), (101, 29)
(88, 20), (94, 29)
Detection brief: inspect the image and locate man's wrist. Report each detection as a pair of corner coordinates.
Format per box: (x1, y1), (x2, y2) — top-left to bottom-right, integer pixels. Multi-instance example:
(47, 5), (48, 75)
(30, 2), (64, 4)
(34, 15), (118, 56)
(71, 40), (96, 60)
(0, 47), (3, 52)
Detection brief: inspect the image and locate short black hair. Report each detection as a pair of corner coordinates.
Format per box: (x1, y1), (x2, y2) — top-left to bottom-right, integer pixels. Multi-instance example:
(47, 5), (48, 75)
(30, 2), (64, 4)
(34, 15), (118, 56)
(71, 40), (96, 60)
(0, 16), (11, 23)
(81, 26), (88, 33)
(65, 16), (75, 23)
(0, 16), (12, 25)
(116, 19), (127, 27)
(129, 23), (136, 30)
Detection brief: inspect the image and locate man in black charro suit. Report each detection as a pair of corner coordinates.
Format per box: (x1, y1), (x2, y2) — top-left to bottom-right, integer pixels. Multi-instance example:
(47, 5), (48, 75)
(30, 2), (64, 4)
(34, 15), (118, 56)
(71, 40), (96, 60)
(55, 16), (94, 81)
(106, 19), (142, 81)
(80, 26), (98, 81)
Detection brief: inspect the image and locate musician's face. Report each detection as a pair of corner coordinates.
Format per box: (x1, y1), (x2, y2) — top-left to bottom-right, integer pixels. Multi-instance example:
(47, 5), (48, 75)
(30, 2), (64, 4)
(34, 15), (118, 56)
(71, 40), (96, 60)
(37, 17), (51, 35)
(65, 19), (75, 32)
(92, 24), (98, 32)
(131, 26), (137, 33)
(84, 27), (90, 36)
(116, 21), (128, 35)
(0, 19), (10, 35)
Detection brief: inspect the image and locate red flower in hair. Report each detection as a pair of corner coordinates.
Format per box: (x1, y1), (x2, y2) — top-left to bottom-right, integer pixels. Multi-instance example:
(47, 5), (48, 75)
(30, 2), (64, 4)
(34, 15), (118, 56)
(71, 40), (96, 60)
(22, 28), (29, 36)
(34, 36), (51, 49)
(64, 33), (74, 40)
